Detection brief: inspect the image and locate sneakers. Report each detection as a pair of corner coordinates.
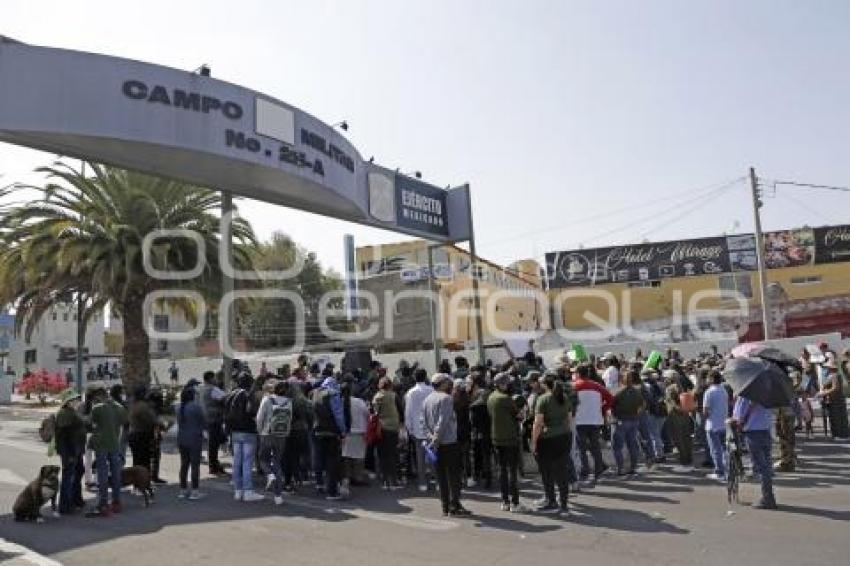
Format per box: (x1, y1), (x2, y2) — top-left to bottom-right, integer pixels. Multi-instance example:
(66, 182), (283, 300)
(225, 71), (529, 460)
(325, 494), (343, 501)
(418, 484), (428, 493)
(188, 491), (205, 501)
(233, 490), (244, 501)
(535, 502), (560, 514)
(274, 496), (284, 506)
(177, 490), (189, 500)
(706, 472), (725, 482)
(510, 503), (530, 514)
(242, 491), (265, 502)
(466, 478), (477, 488)
(500, 502), (511, 512)
(448, 506), (472, 517)
(558, 506), (571, 517)
(85, 505), (111, 518)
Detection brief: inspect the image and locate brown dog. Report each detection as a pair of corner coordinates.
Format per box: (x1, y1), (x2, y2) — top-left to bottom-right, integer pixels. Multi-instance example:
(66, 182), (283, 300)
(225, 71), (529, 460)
(13, 465), (60, 522)
(120, 466), (155, 506)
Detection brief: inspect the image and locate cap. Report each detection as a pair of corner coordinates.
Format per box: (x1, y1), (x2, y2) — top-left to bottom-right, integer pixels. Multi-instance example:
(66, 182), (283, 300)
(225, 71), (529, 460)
(493, 372), (511, 388)
(185, 378), (200, 388)
(58, 388), (81, 405)
(430, 372), (452, 387)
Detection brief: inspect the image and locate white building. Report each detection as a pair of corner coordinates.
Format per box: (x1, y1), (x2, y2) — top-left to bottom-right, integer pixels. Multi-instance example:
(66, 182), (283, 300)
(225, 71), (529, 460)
(8, 302), (106, 376)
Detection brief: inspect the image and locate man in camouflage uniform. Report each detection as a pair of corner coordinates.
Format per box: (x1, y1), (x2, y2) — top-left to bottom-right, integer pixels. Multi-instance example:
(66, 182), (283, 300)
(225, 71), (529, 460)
(774, 406), (796, 472)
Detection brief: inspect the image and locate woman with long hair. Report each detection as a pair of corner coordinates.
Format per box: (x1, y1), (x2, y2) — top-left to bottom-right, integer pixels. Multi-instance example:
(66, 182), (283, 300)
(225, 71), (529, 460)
(532, 374), (573, 515)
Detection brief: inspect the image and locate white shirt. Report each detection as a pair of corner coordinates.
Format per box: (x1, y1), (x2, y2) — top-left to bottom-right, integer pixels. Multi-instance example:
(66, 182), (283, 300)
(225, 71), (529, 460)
(603, 366), (620, 392)
(404, 382), (434, 439)
(349, 396), (369, 434)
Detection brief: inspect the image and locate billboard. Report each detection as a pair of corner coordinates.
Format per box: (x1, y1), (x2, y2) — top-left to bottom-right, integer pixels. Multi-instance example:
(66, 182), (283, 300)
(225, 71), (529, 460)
(546, 237), (730, 288)
(546, 224), (850, 288)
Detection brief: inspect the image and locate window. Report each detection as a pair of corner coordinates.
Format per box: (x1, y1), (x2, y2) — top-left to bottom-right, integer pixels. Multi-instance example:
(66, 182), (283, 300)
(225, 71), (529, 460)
(393, 301), (402, 316)
(24, 349), (37, 365)
(627, 280), (661, 288)
(52, 312), (57, 321)
(518, 312), (524, 318)
(62, 313), (69, 322)
(790, 275), (822, 286)
(719, 273), (753, 299)
(153, 314), (169, 332)
(157, 339), (168, 353)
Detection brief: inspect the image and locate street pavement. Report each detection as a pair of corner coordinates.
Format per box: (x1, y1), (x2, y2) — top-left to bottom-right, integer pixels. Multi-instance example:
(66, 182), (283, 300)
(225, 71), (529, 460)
(1, 405), (849, 566)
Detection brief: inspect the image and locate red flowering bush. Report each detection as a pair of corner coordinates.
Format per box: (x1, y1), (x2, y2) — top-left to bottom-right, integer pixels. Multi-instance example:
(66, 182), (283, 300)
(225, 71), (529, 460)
(16, 369), (68, 404)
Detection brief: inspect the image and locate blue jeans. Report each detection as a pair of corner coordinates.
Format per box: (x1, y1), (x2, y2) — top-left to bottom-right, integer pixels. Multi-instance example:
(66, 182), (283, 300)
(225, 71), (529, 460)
(95, 451), (122, 507)
(744, 429), (775, 504)
(707, 430), (726, 478)
(231, 432), (257, 492)
(613, 420), (641, 472)
(649, 416), (665, 459)
(58, 448), (83, 513)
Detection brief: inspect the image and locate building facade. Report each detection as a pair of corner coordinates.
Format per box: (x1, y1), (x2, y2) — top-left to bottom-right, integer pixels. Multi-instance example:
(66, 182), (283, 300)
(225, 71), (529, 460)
(356, 240), (547, 351)
(545, 224), (850, 343)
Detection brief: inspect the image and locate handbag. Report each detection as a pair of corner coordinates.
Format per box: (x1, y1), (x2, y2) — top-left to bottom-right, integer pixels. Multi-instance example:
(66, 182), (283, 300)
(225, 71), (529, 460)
(366, 414), (382, 445)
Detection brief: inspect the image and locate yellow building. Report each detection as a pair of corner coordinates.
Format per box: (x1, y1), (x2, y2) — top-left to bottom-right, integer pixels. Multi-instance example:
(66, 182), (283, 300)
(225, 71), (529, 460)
(546, 226), (850, 342)
(356, 241), (547, 351)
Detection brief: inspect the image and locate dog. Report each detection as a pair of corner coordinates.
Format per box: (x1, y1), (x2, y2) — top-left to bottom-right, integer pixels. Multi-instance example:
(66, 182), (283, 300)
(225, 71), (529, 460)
(13, 465), (60, 522)
(120, 466), (155, 506)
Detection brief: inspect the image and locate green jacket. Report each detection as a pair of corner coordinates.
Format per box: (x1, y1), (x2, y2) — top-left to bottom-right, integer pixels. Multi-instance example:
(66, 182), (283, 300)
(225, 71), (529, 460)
(90, 399), (128, 453)
(487, 389), (519, 447)
(373, 390), (400, 432)
(55, 404), (86, 452)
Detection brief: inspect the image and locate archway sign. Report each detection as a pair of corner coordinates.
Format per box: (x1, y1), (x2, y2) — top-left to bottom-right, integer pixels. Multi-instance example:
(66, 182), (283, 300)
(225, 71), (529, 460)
(0, 36), (471, 242)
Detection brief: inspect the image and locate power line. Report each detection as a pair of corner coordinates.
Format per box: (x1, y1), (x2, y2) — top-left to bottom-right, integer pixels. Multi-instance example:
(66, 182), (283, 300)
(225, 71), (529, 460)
(771, 180), (850, 193)
(579, 177), (744, 246)
(476, 176), (745, 249)
(639, 181), (740, 239)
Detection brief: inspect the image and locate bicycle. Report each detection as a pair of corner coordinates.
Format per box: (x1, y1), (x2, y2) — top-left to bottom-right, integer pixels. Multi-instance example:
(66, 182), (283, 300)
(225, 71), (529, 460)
(726, 423), (745, 504)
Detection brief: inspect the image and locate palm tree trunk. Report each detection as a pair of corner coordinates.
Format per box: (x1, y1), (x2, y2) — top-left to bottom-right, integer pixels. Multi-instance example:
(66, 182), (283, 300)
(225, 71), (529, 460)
(121, 295), (150, 393)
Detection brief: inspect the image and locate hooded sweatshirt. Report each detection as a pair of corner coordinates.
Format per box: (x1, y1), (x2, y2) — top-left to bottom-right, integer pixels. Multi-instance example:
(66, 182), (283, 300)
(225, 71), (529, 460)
(312, 378), (346, 437)
(573, 377), (615, 426)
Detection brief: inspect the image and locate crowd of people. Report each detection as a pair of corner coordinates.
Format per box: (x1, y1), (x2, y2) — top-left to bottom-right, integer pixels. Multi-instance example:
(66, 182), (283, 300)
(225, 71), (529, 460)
(47, 343), (850, 520)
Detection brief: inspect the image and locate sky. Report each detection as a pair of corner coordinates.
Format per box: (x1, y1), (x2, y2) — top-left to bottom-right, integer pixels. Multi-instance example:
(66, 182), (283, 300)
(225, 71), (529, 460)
(2, 0), (849, 274)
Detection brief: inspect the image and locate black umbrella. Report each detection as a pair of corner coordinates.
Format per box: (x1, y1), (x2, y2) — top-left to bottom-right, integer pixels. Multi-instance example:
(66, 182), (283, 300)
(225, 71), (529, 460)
(748, 345), (802, 371)
(723, 357), (795, 409)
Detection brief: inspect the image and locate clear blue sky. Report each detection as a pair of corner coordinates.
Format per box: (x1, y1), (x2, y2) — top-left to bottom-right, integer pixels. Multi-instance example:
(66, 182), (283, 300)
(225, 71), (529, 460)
(2, 0), (849, 272)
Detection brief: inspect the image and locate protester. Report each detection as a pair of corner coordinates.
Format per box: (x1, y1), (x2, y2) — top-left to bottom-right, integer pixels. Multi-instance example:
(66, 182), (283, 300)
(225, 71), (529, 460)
(127, 387), (156, 472)
(283, 382), (313, 491)
(703, 369), (729, 481)
(312, 376), (347, 500)
(452, 379), (473, 486)
(664, 370), (694, 473)
(422, 373), (471, 517)
(573, 364), (614, 484)
(373, 377), (401, 490)
(487, 372), (525, 512)
(177, 386), (206, 500)
(86, 386), (128, 517)
(468, 370), (493, 489)
(404, 368), (434, 491)
(819, 359), (849, 439)
(225, 373), (264, 502)
(341, 381), (369, 492)
(532, 373), (572, 514)
(256, 380), (292, 505)
(54, 388), (86, 515)
(199, 370), (227, 476)
(612, 369), (645, 477)
(730, 396), (777, 509)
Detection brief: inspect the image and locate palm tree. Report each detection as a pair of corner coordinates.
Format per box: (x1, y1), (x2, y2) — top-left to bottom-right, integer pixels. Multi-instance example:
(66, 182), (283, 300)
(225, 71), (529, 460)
(0, 162), (255, 392)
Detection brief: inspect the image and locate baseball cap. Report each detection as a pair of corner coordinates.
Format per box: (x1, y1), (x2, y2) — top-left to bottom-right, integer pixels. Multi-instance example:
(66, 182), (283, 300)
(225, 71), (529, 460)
(430, 373), (452, 386)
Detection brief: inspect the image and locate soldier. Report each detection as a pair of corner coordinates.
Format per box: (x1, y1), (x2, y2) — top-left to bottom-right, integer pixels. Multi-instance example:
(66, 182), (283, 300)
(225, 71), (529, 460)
(774, 405), (796, 472)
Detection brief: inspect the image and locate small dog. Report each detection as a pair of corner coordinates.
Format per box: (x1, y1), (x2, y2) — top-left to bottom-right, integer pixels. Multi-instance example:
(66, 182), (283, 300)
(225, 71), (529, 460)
(120, 466), (155, 506)
(13, 465), (60, 522)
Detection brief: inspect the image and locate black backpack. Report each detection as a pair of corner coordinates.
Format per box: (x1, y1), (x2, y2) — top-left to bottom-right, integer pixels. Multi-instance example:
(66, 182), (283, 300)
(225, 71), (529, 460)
(224, 389), (253, 431)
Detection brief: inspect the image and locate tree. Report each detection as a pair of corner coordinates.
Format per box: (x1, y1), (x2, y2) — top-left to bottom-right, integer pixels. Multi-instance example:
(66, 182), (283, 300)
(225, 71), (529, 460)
(0, 162), (255, 392)
(241, 232), (344, 348)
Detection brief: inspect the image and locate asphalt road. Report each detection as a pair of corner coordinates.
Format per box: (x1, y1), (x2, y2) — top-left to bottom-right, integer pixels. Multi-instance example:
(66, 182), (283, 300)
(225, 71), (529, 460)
(1, 405), (849, 566)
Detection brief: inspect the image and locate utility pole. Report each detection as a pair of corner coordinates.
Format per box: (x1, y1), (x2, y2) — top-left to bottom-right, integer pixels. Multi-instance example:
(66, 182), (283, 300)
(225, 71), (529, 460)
(427, 244), (442, 373)
(750, 167), (772, 340)
(465, 184), (486, 366)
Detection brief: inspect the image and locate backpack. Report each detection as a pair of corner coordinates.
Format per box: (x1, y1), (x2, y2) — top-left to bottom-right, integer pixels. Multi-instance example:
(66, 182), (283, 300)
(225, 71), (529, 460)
(268, 399), (292, 438)
(39, 414), (56, 443)
(647, 382), (668, 417)
(224, 389), (253, 431)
